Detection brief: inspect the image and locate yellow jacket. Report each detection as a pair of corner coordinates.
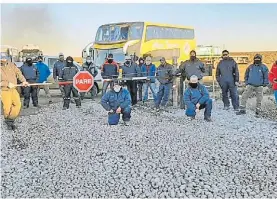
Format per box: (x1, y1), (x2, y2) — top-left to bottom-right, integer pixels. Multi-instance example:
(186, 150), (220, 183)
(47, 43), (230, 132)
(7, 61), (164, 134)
(1, 61), (26, 91)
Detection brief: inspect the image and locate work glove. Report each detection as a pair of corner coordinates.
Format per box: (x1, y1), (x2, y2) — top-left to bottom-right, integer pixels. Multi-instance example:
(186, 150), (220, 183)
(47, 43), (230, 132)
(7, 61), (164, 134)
(235, 82), (240, 86)
(108, 110), (115, 114)
(8, 82), (16, 88)
(116, 107), (122, 114)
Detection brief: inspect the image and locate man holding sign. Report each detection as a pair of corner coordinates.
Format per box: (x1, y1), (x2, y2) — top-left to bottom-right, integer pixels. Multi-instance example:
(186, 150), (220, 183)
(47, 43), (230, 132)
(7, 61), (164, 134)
(1, 56), (29, 130)
(59, 56), (81, 110)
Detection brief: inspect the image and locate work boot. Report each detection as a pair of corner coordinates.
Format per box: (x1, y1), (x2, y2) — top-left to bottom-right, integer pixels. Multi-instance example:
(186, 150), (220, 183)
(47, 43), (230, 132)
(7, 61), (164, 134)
(236, 109), (246, 115)
(75, 99), (81, 108)
(204, 117), (212, 122)
(123, 121), (130, 126)
(63, 99), (70, 110)
(5, 119), (16, 130)
(255, 109), (261, 118)
(223, 106), (230, 110)
(49, 100), (53, 104)
(23, 105), (29, 109)
(33, 104), (40, 108)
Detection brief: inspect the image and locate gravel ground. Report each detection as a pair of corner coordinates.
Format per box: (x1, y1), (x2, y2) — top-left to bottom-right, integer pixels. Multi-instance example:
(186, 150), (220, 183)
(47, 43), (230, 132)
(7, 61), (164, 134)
(1, 98), (277, 198)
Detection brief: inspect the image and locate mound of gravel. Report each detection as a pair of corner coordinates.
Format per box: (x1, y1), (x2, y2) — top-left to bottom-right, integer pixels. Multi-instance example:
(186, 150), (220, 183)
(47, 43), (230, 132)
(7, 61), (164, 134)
(1, 100), (277, 198)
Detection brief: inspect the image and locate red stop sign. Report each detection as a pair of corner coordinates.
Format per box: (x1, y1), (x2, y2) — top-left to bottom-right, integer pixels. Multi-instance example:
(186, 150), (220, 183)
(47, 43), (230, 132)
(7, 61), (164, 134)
(73, 71), (94, 92)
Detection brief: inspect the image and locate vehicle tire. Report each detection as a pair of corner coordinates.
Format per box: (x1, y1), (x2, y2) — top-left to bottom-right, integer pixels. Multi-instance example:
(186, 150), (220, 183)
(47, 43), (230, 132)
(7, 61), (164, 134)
(92, 85), (98, 97)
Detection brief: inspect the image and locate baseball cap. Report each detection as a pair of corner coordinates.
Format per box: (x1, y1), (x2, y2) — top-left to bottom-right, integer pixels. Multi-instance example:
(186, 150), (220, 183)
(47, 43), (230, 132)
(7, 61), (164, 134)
(160, 57), (166, 61)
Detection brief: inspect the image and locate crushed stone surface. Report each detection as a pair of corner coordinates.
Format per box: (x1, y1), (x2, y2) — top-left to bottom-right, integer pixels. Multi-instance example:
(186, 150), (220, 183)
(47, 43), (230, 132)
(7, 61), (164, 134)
(1, 99), (277, 198)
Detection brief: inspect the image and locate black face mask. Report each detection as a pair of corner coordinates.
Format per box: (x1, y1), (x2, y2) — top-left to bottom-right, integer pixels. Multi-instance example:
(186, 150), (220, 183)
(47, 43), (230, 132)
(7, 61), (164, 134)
(125, 61), (131, 65)
(254, 60), (261, 65)
(189, 83), (198, 88)
(190, 56), (196, 61)
(26, 61), (32, 66)
(67, 62), (73, 66)
(108, 59), (113, 63)
(38, 60), (42, 63)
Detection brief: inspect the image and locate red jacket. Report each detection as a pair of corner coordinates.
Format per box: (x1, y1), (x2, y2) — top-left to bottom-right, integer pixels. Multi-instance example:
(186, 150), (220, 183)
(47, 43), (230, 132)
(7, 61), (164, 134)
(269, 62), (277, 90)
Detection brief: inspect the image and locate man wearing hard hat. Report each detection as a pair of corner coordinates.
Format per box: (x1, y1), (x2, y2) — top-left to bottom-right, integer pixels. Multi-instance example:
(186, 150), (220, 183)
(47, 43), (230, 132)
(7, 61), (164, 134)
(1, 55), (29, 130)
(184, 75), (213, 122)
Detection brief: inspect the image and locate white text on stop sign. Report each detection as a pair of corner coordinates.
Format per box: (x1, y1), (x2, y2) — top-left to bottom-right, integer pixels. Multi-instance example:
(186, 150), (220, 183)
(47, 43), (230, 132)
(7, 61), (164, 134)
(76, 79), (92, 84)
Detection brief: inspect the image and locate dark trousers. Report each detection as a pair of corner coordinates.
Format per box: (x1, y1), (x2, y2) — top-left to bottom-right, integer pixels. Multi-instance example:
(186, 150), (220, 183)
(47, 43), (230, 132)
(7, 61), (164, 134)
(138, 82), (143, 101)
(126, 80), (138, 105)
(108, 107), (131, 125)
(63, 84), (81, 108)
(220, 81), (239, 109)
(23, 86), (38, 107)
(186, 99), (213, 118)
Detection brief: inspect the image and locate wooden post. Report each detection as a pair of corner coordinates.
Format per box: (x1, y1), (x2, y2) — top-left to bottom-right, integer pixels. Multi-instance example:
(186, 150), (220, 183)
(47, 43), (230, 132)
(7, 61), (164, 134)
(172, 57), (178, 107)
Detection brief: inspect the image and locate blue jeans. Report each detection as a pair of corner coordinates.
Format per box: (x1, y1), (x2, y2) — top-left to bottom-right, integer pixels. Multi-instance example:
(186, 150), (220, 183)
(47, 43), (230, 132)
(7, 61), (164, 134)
(186, 99), (213, 118)
(155, 83), (172, 107)
(274, 90), (277, 104)
(143, 82), (157, 101)
(220, 81), (239, 109)
(108, 107), (131, 125)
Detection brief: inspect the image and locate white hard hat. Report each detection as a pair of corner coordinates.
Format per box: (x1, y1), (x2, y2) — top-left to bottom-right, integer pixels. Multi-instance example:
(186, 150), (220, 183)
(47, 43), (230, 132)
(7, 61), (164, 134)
(189, 75), (199, 83)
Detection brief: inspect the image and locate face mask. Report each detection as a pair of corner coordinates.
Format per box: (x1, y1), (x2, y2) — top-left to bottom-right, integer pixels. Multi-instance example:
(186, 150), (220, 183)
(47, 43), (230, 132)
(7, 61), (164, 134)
(125, 61), (131, 65)
(139, 61), (144, 64)
(189, 83), (198, 88)
(67, 61), (73, 66)
(254, 60), (261, 65)
(146, 61), (151, 65)
(108, 59), (113, 63)
(114, 86), (121, 92)
(190, 56), (196, 60)
(86, 60), (92, 63)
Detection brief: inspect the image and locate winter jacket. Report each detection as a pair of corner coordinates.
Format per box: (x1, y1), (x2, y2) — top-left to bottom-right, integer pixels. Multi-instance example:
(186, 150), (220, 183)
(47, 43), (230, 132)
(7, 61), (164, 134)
(156, 63), (173, 84)
(59, 65), (79, 81)
(216, 57), (239, 84)
(269, 62), (277, 90)
(36, 62), (51, 83)
(184, 83), (210, 107)
(1, 60), (26, 90)
(121, 63), (141, 78)
(245, 63), (269, 86)
(53, 60), (66, 79)
(182, 58), (205, 80)
(20, 64), (40, 83)
(101, 61), (118, 79)
(101, 88), (131, 111)
(82, 62), (98, 77)
(141, 64), (156, 83)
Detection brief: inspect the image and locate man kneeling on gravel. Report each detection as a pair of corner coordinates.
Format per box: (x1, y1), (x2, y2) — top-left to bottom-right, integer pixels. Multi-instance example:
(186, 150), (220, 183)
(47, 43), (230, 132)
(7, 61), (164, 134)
(101, 80), (132, 126)
(184, 75), (212, 122)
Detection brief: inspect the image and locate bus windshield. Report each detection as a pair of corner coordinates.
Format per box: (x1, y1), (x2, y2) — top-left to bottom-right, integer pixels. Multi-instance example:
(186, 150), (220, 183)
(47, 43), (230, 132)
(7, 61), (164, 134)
(95, 22), (144, 43)
(94, 48), (125, 66)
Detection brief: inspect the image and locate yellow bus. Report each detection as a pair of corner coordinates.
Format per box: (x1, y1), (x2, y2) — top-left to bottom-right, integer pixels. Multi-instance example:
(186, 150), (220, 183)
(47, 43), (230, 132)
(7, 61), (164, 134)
(92, 21), (196, 67)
